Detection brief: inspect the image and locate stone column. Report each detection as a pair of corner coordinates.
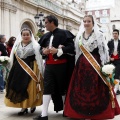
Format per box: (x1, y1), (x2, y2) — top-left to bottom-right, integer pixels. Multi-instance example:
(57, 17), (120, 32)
(0, 0), (17, 39)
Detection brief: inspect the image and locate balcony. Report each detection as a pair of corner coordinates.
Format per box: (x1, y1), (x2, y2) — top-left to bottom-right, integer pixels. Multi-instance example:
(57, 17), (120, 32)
(24, 0), (63, 15)
(23, 0), (84, 24)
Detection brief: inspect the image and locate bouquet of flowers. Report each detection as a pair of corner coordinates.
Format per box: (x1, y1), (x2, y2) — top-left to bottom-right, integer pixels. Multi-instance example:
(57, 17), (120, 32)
(101, 64), (118, 86)
(0, 56), (10, 79)
(0, 56), (10, 64)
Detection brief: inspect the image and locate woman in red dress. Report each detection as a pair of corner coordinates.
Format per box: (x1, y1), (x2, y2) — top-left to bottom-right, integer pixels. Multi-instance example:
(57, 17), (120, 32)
(7, 36), (16, 56)
(64, 15), (120, 119)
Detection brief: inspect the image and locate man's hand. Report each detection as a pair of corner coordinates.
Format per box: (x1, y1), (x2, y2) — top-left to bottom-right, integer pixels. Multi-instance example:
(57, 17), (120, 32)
(113, 51), (118, 56)
(110, 57), (114, 61)
(58, 45), (65, 48)
(42, 47), (50, 55)
(50, 47), (58, 55)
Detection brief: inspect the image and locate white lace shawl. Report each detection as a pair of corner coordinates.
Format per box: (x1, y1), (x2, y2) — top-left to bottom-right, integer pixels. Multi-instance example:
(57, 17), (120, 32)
(16, 42), (35, 59)
(10, 33), (44, 77)
(75, 32), (109, 65)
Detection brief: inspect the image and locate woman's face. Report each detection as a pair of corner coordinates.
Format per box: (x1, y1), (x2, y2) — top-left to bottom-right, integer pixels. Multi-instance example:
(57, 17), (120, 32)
(83, 17), (94, 30)
(22, 30), (31, 43)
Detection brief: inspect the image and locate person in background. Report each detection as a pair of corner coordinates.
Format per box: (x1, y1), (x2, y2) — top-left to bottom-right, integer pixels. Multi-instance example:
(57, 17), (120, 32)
(7, 36), (16, 56)
(0, 67), (4, 94)
(108, 29), (120, 95)
(0, 35), (8, 93)
(0, 35), (8, 56)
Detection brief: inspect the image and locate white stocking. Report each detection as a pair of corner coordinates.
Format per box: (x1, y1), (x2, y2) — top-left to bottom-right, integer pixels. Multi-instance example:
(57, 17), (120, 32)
(62, 95), (66, 110)
(41, 95), (51, 117)
(62, 95), (65, 104)
(114, 79), (119, 93)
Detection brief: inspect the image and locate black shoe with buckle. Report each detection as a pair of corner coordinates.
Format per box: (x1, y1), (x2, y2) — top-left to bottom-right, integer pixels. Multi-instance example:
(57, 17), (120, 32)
(33, 116), (48, 120)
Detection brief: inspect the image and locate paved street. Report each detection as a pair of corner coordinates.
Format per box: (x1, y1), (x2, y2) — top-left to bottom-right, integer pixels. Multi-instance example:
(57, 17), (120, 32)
(0, 93), (120, 120)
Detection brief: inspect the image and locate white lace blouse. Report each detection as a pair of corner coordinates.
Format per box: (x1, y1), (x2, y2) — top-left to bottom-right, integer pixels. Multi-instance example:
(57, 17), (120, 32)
(76, 32), (109, 65)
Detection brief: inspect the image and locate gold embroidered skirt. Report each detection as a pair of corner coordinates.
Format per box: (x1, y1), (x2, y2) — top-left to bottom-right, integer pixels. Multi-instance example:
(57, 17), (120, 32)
(4, 61), (43, 108)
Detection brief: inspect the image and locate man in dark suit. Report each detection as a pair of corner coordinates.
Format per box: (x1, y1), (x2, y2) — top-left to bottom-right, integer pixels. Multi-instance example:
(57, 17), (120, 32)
(33, 15), (75, 120)
(108, 29), (120, 95)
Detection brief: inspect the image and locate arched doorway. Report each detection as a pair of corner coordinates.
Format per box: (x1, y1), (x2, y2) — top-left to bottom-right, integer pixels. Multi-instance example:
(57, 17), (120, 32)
(20, 19), (38, 35)
(21, 22), (33, 31)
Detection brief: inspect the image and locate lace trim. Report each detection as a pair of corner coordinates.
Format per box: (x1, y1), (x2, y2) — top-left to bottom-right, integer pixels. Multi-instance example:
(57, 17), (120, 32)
(17, 43), (35, 59)
(79, 32), (108, 65)
(97, 34), (108, 65)
(83, 30), (94, 40)
(6, 88), (29, 104)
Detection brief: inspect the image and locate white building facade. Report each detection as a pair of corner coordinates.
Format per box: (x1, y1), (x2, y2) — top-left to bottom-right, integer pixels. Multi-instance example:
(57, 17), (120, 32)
(85, 0), (120, 41)
(0, 0), (85, 40)
(110, 0), (120, 37)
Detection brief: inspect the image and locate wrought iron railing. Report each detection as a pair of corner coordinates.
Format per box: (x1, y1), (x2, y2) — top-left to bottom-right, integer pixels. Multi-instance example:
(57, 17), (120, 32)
(27, 0), (63, 14)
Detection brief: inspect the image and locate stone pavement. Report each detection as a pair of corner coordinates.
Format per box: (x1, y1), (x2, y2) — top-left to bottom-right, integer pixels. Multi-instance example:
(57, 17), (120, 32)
(0, 93), (120, 120)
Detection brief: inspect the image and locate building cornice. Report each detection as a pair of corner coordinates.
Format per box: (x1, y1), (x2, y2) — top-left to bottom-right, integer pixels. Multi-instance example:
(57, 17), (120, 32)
(22, 0), (83, 25)
(0, 1), (17, 13)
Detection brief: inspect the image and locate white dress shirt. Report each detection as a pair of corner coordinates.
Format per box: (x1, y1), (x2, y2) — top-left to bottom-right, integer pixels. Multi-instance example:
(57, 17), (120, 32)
(114, 40), (118, 55)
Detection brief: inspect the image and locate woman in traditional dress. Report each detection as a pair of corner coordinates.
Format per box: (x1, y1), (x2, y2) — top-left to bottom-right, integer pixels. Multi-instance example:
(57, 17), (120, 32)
(64, 15), (120, 119)
(5, 28), (43, 115)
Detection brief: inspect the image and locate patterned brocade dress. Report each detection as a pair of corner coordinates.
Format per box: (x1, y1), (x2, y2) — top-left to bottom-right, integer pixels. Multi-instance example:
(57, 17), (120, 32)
(64, 32), (120, 119)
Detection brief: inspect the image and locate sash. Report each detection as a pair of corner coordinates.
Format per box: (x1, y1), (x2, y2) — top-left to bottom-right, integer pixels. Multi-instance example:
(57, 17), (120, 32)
(14, 53), (43, 99)
(80, 45), (115, 108)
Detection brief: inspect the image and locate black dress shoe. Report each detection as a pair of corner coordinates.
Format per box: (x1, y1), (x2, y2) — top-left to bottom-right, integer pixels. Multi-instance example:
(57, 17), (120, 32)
(33, 116), (48, 120)
(31, 107), (36, 113)
(18, 109), (28, 115)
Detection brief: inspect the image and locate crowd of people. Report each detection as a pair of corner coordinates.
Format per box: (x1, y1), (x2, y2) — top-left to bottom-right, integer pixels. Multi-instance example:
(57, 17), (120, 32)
(0, 35), (16, 93)
(0, 14), (120, 120)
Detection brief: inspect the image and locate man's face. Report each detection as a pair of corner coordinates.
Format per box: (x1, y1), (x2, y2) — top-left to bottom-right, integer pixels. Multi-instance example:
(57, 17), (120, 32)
(45, 18), (52, 31)
(1, 36), (6, 43)
(113, 31), (119, 40)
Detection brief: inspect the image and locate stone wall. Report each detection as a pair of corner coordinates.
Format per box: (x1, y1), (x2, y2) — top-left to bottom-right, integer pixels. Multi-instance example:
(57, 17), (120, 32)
(0, 0), (85, 40)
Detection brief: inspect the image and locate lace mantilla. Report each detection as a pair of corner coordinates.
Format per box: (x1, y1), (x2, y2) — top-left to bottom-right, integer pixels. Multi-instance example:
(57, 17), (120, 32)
(17, 42), (35, 59)
(79, 32), (109, 65)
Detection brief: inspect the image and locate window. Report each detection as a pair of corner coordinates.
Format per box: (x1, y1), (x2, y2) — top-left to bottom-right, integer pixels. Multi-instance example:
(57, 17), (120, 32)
(100, 18), (109, 24)
(95, 11), (100, 18)
(88, 11), (92, 15)
(102, 10), (108, 16)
